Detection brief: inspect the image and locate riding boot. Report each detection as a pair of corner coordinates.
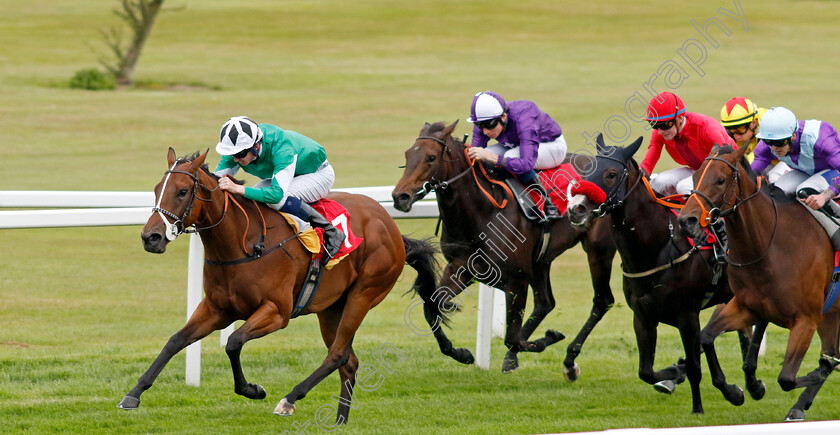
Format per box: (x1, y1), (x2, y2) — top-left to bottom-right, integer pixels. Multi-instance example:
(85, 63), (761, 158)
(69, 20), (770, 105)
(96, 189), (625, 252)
(298, 202), (346, 259)
(530, 179), (561, 220)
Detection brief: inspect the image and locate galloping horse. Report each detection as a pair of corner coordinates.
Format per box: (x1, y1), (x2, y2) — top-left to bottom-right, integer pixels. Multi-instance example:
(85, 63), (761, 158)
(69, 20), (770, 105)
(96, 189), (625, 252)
(677, 144), (840, 422)
(567, 135), (762, 414)
(118, 149), (443, 425)
(392, 121), (617, 375)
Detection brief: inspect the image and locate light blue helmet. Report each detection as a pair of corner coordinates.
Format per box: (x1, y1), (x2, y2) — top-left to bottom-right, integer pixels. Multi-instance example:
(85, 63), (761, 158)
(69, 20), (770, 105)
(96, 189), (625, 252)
(756, 107), (798, 141)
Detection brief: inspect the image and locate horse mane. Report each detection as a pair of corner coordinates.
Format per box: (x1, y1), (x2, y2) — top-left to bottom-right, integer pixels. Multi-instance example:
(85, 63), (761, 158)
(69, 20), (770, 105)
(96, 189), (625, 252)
(711, 144), (796, 203)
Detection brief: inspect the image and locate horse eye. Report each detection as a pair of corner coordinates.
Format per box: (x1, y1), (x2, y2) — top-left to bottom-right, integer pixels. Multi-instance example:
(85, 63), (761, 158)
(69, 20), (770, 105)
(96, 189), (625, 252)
(606, 171), (617, 180)
(178, 188), (189, 196)
(426, 155), (436, 163)
(717, 177), (726, 185)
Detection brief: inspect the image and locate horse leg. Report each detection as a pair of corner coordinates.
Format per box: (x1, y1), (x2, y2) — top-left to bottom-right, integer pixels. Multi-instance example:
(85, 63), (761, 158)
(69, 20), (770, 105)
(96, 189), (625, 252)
(742, 320), (768, 400)
(226, 302), (289, 400)
(676, 311), (716, 414)
(777, 319), (818, 392)
(502, 281), (530, 373)
(118, 300), (231, 410)
(276, 294), (373, 417)
(784, 312), (840, 422)
(633, 314), (683, 394)
(519, 263), (564, 351)
(423, 261), (475, 365)
(563, 235), (615, 382)
(699, 298), (755, 407)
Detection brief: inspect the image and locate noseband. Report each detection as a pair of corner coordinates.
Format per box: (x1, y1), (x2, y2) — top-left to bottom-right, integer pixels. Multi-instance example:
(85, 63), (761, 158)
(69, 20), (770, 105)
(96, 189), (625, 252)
(152, 161), (219, 241)
(414, 135), (473, 198)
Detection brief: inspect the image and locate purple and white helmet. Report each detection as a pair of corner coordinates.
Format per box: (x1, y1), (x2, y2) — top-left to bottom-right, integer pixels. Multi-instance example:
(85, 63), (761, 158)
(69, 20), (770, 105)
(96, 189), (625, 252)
(216, 116), (264, 155)
(468, 91), (507, 123)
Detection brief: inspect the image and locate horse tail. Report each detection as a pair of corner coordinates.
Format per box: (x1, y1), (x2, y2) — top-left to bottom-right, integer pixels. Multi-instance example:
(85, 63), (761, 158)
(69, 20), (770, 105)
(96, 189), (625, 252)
(401, 236), (452, 327)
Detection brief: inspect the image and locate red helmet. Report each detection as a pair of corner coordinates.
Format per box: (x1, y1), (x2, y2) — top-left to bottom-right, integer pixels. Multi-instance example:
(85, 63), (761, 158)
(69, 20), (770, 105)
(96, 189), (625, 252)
(645, 92), (686, 123)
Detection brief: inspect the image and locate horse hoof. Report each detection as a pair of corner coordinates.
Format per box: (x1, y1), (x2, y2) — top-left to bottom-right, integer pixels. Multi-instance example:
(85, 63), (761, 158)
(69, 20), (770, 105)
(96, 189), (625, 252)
(454, 348), (475, 365)
(563, 362), (581, 382)
(273, 398), (295, 416)
(502, 354), (519, 373)
(784, 408), (806, 422)
(546, 329), (566, 344)
(117, 395), (140, 410)
(654, 380), (676, 395)
(748, 380), (766, 401)
(727, 385), (745, 406)
(251, 384), (267, 400)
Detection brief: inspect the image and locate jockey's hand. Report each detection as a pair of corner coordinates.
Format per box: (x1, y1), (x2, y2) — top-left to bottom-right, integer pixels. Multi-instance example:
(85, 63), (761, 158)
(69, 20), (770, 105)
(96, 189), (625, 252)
(802, 190), (832, 210)
(218, 176), (246, 196)
(467, 147), (498, 164)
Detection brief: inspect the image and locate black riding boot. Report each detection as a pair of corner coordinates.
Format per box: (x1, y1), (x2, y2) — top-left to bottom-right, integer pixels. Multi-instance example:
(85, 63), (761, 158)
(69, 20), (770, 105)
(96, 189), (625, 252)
(531, 179), (561, 220)
(299, 202), (346, 259)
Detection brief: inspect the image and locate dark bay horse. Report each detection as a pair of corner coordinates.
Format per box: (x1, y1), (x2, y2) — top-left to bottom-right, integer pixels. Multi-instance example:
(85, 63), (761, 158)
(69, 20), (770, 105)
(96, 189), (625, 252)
(567, 135), (762, 414)
(677, 144), (840, 422)
(118, 149), (443, 425)
(392, 121), (617, 376)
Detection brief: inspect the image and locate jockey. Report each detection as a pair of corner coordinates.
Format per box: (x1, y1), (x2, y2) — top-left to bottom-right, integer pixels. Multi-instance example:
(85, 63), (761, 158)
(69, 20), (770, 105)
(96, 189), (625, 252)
(214, 116), (345, 259)
(751, 107), (840, 211)
(720, 96), (791, 183)
(466, 91), (567, 219)
(641, 92), (736, 196)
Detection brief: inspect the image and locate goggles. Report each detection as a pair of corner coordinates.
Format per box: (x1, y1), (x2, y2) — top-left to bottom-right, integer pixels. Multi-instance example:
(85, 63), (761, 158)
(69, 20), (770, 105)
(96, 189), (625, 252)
(233, 147), (253, 159)
(764, 138), (791, 148)
(649, 119), (676, 131)
(726, 123), (750, 136)
(476, 117), (501, 130)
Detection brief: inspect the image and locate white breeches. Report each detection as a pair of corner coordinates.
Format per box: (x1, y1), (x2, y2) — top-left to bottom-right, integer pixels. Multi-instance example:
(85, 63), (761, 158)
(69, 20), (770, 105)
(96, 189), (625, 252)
(256, 161), (336, 210)
(486, 135), (568, 170)
(649, 167), (695, 196)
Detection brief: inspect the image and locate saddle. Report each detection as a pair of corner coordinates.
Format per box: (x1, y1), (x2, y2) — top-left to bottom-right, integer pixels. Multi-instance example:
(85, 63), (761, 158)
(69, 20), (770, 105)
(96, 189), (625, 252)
(504, 163), (581, 222)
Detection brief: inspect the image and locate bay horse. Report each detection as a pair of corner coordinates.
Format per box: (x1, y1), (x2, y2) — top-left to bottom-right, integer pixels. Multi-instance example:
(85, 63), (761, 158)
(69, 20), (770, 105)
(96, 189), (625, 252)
(118, 149), (443, 425)
(392, 120), (617, 376)
(566, 134), (763, 414)
(677, 143), (840, 422)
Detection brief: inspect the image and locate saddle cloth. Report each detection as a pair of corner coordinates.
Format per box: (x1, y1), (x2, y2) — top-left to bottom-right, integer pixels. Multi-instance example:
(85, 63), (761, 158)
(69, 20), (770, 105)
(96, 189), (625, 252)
(280, 199), (363, 270)
(524, 163), (582, 216)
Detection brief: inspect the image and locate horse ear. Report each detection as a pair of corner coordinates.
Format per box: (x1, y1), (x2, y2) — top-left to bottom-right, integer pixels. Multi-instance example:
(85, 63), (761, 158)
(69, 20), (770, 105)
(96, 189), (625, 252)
(595, 133), (608, 155)
(167, 147), (177, 166)
(621, 136), (644, 161)
(731, 142), (749, 160)
(191, 149), (209, 171)
(441, 120), (459, 137)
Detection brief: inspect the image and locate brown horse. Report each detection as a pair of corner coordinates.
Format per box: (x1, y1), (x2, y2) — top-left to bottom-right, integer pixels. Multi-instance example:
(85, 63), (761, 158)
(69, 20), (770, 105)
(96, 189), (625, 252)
(392, 121), (617, 375)
(567, 135), (762, 415)
(677, 144), (840, 422)
(118, 149), (443, 425)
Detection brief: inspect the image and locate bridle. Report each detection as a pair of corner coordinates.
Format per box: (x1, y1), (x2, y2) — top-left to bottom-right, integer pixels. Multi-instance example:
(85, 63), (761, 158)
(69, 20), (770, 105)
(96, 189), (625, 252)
(413, 135), (474, 198)
(152, 160), (225, 241)
(686, 154), (762, 227)
(589, 154), (643, 217)
(686, 153), (776, 267)
(412, 134), (512, 208)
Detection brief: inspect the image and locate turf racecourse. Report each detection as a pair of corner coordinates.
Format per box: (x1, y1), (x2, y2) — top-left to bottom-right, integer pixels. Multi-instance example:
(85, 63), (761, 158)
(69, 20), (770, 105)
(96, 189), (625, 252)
(1, 0), (839, 433)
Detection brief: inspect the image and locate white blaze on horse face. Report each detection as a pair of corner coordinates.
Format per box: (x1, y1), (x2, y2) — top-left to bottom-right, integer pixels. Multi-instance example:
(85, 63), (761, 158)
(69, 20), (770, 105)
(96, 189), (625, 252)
(155, 161), (182, 241)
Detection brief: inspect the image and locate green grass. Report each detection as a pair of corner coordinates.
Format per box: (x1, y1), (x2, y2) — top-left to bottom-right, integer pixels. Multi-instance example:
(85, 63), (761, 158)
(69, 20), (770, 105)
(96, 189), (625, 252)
(2, 0), (840, 433)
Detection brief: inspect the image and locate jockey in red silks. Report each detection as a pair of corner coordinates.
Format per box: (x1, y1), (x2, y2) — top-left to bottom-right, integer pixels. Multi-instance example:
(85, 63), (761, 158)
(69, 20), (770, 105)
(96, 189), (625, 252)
(641, 92), (735, 196)
(466, 91), (567, 219)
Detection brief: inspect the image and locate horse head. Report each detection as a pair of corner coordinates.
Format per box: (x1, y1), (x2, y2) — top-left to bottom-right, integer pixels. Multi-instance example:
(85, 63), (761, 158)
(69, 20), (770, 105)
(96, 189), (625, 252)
(141, 148), (214, 253)
(677, 143), (750, 239)
(392, 120), (463, 212)
(568, 134), (644, 229)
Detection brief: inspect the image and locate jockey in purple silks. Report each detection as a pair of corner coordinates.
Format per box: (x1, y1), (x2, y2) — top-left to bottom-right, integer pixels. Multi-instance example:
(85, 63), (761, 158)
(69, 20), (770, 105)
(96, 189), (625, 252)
(751, 107), (840, 212)
(466, 91), (567, 219)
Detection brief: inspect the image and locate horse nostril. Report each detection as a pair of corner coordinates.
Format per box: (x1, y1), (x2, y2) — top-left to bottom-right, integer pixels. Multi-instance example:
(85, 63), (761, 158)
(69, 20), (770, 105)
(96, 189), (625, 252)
(142, 232), (162, 244)
(680, 216), (698, 229)
(395, 193), (410, 203)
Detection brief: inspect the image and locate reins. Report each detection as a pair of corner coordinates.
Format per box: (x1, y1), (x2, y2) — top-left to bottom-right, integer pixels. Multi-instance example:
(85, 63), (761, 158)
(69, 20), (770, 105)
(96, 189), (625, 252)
(414, 135), (513, 209)
(686, 153), (777, 267)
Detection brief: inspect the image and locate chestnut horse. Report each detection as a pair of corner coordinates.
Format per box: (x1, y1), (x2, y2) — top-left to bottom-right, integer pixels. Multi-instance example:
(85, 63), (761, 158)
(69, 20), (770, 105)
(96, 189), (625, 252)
(118, 149), (443, 425)
(677, 144), (840, 422)
(567, 135), (762, 415)
(392, 121), (617, 376)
